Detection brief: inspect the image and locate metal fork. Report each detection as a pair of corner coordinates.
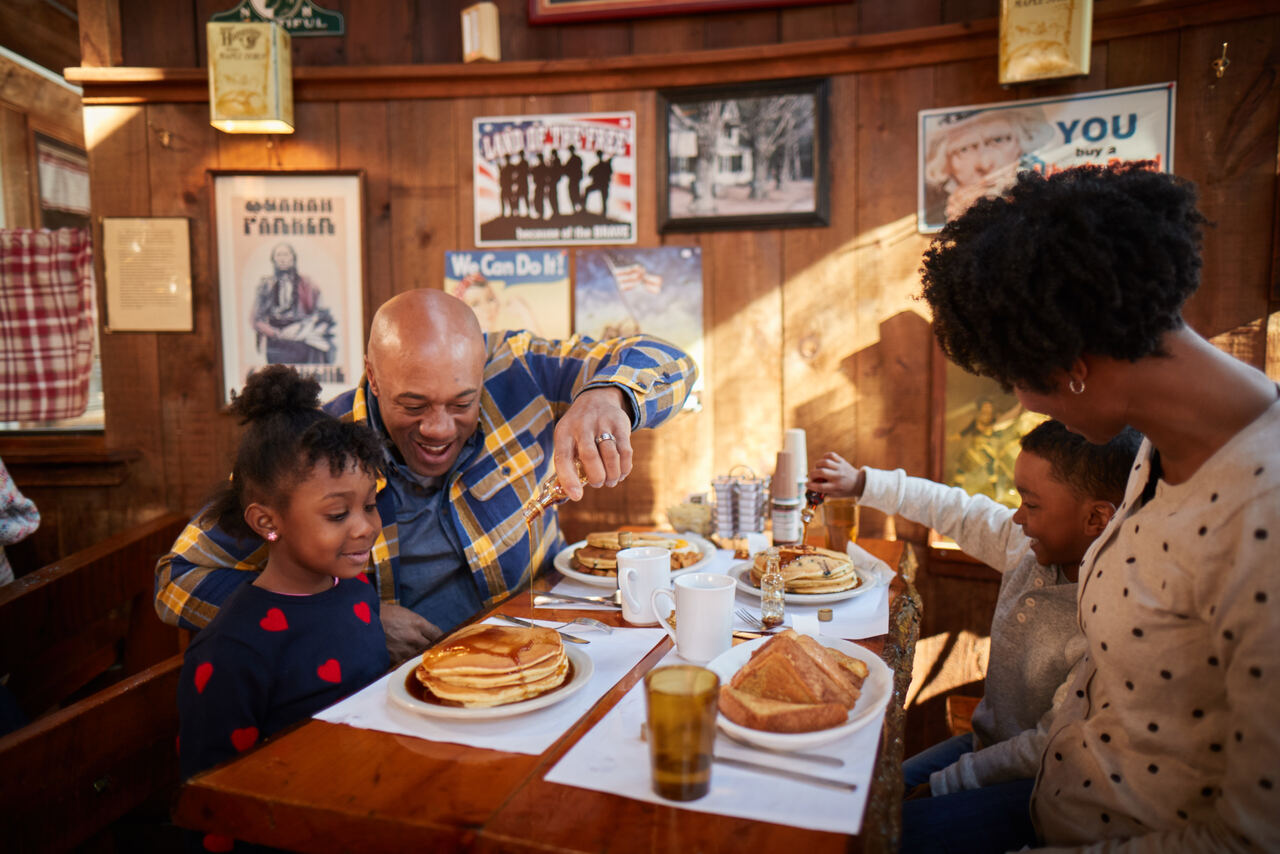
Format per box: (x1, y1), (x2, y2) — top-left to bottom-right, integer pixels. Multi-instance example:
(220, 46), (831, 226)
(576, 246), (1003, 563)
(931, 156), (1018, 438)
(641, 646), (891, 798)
(554, 616), (613, 634)
(734, 608), (777, 633)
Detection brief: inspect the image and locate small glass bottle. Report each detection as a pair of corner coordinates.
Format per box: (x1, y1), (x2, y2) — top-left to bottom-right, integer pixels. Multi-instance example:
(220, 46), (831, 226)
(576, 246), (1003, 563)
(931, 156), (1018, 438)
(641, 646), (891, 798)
(760, 552), (785, 628)
(522, 461), (590, 524)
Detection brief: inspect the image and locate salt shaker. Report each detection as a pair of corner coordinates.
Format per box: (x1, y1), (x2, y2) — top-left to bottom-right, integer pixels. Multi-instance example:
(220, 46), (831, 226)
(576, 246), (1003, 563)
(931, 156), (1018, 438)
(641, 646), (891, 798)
(760, 552), (785, 628)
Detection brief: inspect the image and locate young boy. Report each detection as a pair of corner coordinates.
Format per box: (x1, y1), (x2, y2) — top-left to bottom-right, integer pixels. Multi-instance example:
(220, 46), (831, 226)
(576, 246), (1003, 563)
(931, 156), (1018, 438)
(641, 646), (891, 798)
(808, 420), (1141, 796)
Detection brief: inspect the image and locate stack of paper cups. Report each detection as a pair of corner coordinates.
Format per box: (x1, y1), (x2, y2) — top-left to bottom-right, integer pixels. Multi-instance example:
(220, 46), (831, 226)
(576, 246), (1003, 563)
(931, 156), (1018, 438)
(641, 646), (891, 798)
(784, 428), (808, 496)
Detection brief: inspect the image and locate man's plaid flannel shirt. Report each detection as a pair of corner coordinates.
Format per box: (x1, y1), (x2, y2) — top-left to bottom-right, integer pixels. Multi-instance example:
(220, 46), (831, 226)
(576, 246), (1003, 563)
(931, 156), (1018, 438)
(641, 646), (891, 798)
(155, 330), (697, 630)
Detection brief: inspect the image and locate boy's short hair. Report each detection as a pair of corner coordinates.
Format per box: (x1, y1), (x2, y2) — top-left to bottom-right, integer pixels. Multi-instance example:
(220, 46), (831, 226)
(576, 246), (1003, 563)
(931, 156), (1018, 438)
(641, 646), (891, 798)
(1019, 420), (1142, 506)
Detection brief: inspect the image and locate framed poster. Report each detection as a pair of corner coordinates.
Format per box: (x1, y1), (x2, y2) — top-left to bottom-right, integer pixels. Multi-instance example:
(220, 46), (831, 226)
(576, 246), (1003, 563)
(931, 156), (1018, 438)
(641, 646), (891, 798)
(473, 112), (637, 247)
(445, 250), (572, 339)
(658, 78), (829, 232)
(929, 341), (1046, 560)
(34, 133), (90, 230)
(211, 171), (365, 407)
(574, 247), (704, 407)
(918, 82), (1175, 233)
(529, 0), (840, 24)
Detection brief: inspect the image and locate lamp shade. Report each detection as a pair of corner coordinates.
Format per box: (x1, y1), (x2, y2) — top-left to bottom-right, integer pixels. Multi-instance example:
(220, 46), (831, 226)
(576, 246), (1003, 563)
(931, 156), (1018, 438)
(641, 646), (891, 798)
(207, 22), (294, 134)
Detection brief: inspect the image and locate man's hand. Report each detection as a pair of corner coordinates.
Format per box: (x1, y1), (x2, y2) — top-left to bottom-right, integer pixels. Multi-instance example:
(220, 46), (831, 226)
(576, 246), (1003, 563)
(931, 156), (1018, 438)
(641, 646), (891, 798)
(807, 452), (866, 499)
(553, 386), (633, 500)
(380, 602), (443, 666)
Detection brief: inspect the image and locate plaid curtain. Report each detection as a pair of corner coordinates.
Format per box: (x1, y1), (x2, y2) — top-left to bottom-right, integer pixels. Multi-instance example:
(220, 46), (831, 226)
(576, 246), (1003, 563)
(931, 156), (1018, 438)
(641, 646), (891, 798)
(0, 229), (95, 422)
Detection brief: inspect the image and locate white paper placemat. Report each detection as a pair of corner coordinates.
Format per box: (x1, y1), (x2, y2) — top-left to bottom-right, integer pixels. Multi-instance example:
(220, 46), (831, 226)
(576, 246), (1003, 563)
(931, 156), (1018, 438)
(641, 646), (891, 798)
(544, 648), (886, 835)
(314, 620), (666, 755)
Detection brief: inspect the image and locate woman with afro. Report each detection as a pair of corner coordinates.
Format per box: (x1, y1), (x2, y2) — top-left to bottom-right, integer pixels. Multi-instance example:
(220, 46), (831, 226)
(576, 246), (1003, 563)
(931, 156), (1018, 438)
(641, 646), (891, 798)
(906, 162), (1279, 853)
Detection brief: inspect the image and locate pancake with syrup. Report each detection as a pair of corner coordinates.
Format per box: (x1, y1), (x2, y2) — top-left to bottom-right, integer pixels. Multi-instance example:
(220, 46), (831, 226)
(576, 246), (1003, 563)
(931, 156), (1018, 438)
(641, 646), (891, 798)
(570, 531), (702, 576)
(415, 624), (568, 707)
(749, 545), (860, 595)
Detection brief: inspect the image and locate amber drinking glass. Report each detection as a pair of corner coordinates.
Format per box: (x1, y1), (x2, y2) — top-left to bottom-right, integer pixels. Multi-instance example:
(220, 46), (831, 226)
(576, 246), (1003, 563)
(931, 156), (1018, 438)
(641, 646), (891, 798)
(644, 665), (720, 801)
(824, 498), (860, 552)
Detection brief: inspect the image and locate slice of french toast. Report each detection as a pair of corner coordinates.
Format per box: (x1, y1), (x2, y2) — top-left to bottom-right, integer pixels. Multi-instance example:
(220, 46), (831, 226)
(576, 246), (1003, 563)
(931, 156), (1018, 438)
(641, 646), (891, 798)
(718, 685), (848, 733)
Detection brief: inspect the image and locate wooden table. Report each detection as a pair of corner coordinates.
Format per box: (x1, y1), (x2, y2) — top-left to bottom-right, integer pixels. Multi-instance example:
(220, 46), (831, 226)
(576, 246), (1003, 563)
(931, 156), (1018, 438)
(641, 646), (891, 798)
(175, 539), (920, 853)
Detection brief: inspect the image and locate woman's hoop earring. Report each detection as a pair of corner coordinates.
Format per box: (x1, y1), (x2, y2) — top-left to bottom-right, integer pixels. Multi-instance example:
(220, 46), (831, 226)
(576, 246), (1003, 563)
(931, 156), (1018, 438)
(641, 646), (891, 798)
(1069, 379), (1086, 395)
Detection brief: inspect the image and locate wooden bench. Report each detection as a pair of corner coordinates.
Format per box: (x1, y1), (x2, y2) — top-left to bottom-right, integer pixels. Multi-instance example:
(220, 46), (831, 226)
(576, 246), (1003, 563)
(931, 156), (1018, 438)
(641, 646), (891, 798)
(0, 654), (183, 851)
(0, 511), (187, 721)
(0, 511), (189, 849)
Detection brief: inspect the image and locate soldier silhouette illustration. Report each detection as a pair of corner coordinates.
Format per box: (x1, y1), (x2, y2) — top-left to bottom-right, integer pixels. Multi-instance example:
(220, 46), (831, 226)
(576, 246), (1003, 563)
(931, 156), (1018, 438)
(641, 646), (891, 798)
(498, 155), (515, 218)
(562, 145), (585, 213)
(583, 153), (613, 217)
(511, 153), (531, 217)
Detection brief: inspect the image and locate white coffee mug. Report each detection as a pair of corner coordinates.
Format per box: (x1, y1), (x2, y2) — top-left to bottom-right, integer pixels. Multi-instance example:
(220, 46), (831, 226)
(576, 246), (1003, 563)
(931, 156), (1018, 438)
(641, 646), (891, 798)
(650, 573), (736, 664)
(618, 547), (670, 626)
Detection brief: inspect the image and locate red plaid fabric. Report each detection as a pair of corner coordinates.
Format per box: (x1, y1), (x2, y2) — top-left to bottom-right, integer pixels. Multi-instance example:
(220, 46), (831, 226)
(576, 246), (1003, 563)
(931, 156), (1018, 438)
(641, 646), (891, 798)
(0, 229), (95, 422)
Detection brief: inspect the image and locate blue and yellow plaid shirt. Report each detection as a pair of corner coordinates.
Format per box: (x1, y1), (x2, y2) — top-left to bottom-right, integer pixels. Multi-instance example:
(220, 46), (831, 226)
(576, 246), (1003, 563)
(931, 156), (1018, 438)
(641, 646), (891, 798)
(155, 330), (697, 630)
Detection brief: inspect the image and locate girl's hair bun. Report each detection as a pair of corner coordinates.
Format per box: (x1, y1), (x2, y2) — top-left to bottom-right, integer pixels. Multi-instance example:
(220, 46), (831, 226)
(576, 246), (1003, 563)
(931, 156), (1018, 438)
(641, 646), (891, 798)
(230, 364), (321, 423)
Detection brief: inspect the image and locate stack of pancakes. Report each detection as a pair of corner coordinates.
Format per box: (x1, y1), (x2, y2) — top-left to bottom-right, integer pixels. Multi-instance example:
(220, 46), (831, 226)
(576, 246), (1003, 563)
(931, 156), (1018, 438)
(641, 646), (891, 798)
(571, 531), (702, 577)
(414, 624), (568, 707)
(719, 629), (869, 733)
(749, 545), (860, 595)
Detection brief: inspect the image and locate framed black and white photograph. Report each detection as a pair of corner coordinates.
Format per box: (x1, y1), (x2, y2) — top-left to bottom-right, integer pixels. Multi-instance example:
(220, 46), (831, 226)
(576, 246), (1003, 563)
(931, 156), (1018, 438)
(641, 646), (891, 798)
(658, 78), (829, 232)
(211, 171), (366, 408)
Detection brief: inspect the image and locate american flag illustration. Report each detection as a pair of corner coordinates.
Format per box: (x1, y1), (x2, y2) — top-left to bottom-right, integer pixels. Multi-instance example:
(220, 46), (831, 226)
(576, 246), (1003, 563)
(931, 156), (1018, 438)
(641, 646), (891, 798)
(611, 262), (662, 293)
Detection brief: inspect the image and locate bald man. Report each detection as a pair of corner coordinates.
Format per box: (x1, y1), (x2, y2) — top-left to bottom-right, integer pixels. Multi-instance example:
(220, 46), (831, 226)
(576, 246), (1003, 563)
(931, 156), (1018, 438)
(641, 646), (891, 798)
(156, 289), (697, 662)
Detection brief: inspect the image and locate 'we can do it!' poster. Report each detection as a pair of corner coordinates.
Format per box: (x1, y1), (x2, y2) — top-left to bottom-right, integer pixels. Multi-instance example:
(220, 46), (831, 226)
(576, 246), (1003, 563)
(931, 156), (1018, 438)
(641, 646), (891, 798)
(473, 112), (637, 247)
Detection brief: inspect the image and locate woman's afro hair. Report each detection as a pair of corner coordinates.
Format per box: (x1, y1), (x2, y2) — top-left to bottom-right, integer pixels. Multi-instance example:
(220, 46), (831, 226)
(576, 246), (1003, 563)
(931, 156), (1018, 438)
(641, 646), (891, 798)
(919, 162), (1206, 392)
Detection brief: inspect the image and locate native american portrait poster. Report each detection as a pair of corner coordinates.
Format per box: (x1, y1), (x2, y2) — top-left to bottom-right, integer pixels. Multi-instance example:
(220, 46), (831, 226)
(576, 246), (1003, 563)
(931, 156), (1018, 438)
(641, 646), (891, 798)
(212, 171), (365, 407)
(574, 247), (703, 403)
(473, 112), (637, 247)
(444, 250), (571, 339)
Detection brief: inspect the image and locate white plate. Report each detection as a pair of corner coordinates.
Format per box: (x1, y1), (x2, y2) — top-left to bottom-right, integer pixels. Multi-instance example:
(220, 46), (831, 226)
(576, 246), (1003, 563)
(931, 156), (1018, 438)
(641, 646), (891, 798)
(386, 644), (593, 720)
(705, 634), (892, 750)
(728, 561), (875, 605)
(553, 532), (716, 589)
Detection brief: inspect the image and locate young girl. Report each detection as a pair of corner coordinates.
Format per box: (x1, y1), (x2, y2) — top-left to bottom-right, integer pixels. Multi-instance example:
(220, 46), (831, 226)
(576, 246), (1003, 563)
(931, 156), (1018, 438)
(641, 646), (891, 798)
(178, 365), (389, 789)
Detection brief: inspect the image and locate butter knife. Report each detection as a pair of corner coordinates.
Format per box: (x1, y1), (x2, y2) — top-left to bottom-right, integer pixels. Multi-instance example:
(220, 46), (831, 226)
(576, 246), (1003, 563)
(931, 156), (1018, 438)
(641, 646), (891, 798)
(711, 753), (857, 791)
(496, 613), (591, 645)
(639, 725), (853, 791)
(533, 592), (622, 609)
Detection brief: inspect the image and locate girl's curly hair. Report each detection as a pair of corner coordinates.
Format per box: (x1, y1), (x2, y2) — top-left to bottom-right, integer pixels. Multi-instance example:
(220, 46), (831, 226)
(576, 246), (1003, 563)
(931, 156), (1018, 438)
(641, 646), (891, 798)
(920, 162), (1206, 392)
(208, 365), (384, 539)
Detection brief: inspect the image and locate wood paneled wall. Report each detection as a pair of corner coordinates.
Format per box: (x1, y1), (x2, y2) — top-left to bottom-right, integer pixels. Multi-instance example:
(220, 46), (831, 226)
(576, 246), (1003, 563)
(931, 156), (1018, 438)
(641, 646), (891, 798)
(7, 0), (1279, 565)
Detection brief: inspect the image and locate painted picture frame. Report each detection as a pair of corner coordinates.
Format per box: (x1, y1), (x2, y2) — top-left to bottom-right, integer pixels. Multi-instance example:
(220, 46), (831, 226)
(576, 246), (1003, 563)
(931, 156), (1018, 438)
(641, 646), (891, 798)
(210, 171), (366, 408)
(658, 78), (829, 233)
(529, 0), (839, 24)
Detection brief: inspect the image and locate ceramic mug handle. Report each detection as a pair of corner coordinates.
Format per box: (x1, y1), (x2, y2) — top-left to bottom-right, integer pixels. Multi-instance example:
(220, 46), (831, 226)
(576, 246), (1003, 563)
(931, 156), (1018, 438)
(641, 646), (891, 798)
(621, 567), (642, 616)
(650, 587), (678, 645)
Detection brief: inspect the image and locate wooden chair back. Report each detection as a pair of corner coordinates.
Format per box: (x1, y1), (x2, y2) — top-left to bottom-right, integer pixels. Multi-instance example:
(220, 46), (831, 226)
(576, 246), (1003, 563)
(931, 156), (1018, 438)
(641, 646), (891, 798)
(0, 511), (187, 722)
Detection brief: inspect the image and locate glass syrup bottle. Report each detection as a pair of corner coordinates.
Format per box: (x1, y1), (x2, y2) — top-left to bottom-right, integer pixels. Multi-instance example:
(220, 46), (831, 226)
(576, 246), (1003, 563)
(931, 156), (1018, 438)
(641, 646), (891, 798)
(760, 551), (785, 629)
(801, 488), (825, 545)
(522, 460), (590, 524)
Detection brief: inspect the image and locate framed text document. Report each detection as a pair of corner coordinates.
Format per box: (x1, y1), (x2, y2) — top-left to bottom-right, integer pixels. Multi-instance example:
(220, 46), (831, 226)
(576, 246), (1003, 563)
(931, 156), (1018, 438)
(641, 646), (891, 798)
(102, 216), (194, 332)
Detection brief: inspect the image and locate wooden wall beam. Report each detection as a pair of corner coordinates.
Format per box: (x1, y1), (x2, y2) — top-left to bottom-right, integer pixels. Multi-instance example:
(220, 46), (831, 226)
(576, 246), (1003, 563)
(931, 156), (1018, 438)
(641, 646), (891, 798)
(65, 0), (1275, 105)
(78, 0), (123, 68)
